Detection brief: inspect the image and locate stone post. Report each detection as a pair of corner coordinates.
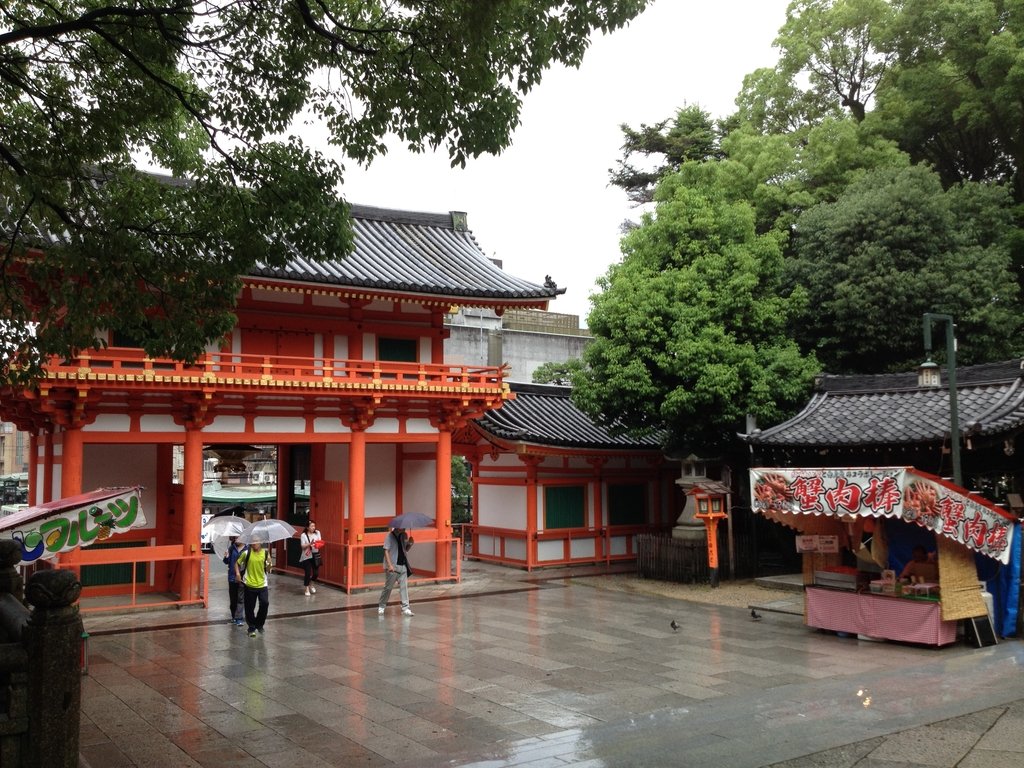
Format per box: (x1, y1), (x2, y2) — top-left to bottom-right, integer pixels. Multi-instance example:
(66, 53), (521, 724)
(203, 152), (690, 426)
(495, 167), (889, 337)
(22, 568), (83, 768)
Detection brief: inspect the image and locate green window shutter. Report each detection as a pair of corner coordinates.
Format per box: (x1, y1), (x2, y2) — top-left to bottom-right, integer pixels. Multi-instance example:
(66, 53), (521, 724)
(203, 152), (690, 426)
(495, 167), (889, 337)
(378, 338), (418, 362)
(544, 486), (585, 529)
(608, 484), (646, 526)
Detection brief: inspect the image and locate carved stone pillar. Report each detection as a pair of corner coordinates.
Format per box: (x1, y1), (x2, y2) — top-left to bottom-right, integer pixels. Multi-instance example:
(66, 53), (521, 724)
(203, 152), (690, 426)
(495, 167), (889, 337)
(23, 568), (84, 768)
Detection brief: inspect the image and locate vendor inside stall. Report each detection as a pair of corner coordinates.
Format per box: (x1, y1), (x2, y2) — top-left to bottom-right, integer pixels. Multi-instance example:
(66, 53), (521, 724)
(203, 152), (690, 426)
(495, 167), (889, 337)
(899, 544), (938, 583)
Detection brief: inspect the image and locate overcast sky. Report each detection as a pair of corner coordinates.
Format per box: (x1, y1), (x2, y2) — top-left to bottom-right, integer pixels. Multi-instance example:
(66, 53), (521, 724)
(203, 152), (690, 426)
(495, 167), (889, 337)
(333, 0), (794, 324)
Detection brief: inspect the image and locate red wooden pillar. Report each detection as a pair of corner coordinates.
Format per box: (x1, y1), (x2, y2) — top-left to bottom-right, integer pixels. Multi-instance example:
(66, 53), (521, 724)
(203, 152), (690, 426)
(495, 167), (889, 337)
(42, 431), (54, 503)
(60, 426), (83, 498)
(347, 428), (366, 588)
(524, 456), (539, 571)
(28, 432), (38, 506)
(435, 429), (452, 578)
(181, 428), (203, 601)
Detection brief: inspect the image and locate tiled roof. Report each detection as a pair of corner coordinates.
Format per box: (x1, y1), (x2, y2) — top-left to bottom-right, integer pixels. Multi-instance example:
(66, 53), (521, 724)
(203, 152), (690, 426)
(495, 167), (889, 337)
(249, 204), (562, 304)
(474, 382), (665, 451)
(744, 360), (1024, 447)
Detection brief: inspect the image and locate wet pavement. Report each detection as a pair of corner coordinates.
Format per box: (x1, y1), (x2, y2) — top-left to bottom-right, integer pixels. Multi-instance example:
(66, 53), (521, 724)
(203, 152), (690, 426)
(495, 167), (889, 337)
(78, 559), (1024, 767)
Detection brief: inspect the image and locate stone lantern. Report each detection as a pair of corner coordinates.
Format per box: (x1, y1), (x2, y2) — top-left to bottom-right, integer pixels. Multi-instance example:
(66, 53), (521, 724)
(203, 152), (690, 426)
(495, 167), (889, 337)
(673, 454), (710, 541)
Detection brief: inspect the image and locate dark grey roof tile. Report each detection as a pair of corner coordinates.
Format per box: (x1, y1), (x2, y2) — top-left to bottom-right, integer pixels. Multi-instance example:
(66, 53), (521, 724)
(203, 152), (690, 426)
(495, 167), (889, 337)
(250, 204), (561, 303)
(746, 360), (1024, 447)
(475, 382), (664, 450)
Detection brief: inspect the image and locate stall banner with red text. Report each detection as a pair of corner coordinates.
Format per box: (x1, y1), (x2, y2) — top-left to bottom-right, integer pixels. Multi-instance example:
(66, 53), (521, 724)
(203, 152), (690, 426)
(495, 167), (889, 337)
(750, 467), (1013, 563)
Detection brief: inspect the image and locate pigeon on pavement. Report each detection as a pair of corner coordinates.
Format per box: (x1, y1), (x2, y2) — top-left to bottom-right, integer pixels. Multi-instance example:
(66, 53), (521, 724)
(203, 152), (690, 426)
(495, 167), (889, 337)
(750, 609), (762, 621)
(670, 620), (680, 631)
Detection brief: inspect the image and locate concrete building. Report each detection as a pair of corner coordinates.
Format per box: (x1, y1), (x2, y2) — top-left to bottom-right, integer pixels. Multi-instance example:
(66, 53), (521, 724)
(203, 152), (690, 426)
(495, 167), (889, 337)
(444, 307), (591, 383)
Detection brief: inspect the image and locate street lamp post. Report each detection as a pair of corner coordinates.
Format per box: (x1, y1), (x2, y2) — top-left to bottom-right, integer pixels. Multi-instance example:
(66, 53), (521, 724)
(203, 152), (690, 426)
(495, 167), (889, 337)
(922, 313), (961, 487)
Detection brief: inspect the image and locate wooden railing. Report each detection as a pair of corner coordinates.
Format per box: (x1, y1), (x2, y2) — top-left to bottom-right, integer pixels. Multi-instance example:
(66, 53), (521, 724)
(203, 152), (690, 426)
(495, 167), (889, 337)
(341, 538), (463, 592)
(44, 350), (509, 392)
(52, 547), (210, 613)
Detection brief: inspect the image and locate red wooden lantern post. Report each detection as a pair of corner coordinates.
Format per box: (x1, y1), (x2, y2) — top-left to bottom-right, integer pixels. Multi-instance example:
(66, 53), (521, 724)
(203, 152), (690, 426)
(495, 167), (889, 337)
(691, 488), (728, 587)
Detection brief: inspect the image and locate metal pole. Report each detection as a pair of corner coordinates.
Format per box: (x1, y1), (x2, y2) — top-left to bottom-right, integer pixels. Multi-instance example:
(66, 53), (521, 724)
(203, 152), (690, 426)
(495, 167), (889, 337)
(923, 313), (962, 487)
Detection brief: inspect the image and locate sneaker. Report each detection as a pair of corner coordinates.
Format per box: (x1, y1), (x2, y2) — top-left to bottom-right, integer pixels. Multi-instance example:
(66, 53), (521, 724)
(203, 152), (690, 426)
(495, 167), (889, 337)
(402, 608), (414, 617)
(377, 606), (385, 615)
(257, 628), (264, 634)
(233, 618), (245, 626)
(248, 629), (257, 637)
(311, 585), (317, 594)
(304, 588), (311, 596)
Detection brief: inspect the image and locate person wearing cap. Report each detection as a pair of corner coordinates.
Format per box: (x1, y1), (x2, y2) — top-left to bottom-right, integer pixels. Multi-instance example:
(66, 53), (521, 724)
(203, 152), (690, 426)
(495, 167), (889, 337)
(235, 538), (273, 637)
(222, 535), (247, 625)
(378, 526), (414, 616)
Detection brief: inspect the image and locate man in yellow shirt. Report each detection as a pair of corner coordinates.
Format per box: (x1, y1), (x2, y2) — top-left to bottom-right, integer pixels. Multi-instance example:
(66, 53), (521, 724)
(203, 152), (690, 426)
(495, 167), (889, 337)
(235, 538), (273, 637)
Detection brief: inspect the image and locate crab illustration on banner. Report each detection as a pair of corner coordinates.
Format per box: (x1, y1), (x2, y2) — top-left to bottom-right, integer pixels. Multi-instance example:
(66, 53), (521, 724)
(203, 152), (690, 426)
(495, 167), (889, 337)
(0, 486), (146, 566)
(750, 467), (1015, 564)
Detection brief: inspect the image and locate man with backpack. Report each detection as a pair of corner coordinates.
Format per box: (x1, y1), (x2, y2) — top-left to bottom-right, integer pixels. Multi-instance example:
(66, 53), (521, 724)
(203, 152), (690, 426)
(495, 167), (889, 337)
(234, 538), (273, 637)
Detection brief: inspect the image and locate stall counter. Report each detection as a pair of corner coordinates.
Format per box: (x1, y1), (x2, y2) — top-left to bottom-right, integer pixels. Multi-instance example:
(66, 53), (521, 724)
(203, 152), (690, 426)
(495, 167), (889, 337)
(806, 586), (957, 646)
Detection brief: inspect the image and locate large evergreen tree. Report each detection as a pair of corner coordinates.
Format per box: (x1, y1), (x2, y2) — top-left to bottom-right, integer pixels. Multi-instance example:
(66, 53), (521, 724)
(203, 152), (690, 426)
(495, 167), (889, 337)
(575, 167), (819, 452)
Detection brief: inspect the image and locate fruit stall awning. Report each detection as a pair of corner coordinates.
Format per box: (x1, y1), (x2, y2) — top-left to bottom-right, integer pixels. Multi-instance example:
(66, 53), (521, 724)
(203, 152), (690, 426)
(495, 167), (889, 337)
(750, 467), (1015, 564)
(0, 486), (146, 566)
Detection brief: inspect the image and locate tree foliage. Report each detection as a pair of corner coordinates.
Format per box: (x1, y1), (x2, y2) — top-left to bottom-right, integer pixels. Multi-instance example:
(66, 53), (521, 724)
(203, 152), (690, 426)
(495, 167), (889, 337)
(786, 165), (1021, 372)
(608, 105), (725, 204)
(532, 358), (585, 386)
(0, 0), (650, 384)
(575, 168), (819, 453)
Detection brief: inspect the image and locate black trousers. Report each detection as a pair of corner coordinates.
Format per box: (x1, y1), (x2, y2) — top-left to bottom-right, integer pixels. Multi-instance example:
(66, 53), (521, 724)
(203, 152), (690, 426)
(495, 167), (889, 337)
(243, 585), (269, 630)
(302, 557), (320, 586)
(228, 581), (243, 620)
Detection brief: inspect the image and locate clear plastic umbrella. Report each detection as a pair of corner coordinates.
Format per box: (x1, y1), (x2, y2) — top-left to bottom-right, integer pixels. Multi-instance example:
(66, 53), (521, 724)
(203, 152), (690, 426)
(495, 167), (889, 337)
(202, 516), (247, 539)
(387, 512), (435, 529)
(236, 518), (298, 545)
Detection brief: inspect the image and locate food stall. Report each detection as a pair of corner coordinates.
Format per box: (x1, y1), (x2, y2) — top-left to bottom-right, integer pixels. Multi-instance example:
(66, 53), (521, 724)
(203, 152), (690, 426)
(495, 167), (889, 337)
(750, 467), (1016, 646)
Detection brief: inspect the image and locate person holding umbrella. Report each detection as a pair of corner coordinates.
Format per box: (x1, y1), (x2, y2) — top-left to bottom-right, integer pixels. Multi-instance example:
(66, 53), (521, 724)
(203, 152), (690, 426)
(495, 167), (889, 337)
(235, 537), (273, 637)
(222, 536), (247, 625)
(378, 525), (415, 616)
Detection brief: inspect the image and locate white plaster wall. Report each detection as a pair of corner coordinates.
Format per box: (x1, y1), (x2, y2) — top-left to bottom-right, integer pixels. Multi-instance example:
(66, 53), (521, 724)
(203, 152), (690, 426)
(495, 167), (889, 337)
(363, 332), (376, 358)
(83, 414), (132, 433)
(365, 444), (396, 518)
(324, 443), (349, 482)
(333, 335), (349, 360)
(402, 456), (436, 517)
(206, 415), (246, 433)
(478, 485), (525, 528)
(570, 538), (596, 559)
(405, 419), (435, 434)
(504, 537), (527, 561)
(313, 418), (350, 434)
(610, 536), (631, 556)
(250, 287), (303, 304)
(139, 415), (182, 433)
(83, 444), (158, 530)
(537, 540), (563, 562)
(253, 417), (307, 433)
(367, 419), (399, 434)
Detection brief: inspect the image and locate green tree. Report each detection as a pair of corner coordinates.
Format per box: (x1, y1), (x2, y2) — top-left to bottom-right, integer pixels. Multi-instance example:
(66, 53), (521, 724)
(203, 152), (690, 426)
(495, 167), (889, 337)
(872, 0), (1024, 199)
(786, 165), (1022, 372)
(0, 0), (650, 384)
(609, 105), (725, 204)
(532, 359), (585, 386)
(451, 456), (472, 525)
(575, 167), (819, 452)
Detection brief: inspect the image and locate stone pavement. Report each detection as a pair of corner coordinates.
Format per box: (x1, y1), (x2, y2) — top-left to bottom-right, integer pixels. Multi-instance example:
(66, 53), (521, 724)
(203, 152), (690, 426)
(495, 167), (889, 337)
(78, 560), (1024, 767)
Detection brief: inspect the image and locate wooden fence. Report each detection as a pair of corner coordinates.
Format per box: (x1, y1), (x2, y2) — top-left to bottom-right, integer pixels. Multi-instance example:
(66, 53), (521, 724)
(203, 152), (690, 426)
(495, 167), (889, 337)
(636, 535), (710, 583)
